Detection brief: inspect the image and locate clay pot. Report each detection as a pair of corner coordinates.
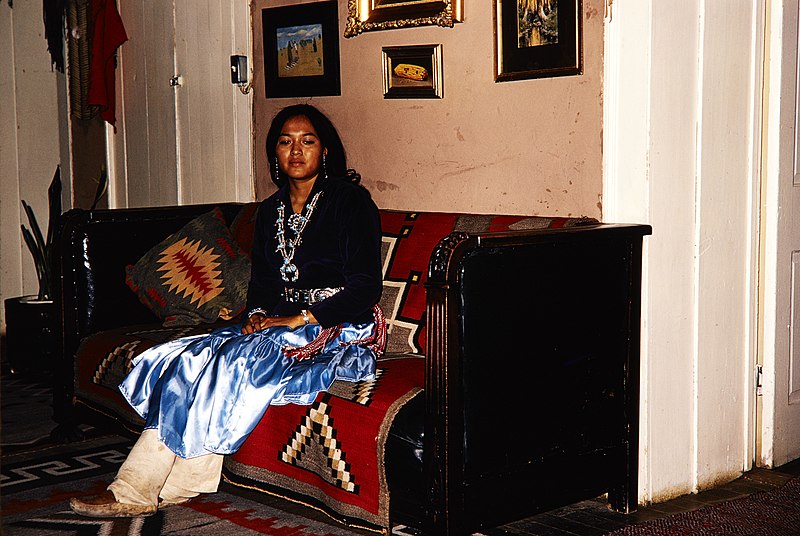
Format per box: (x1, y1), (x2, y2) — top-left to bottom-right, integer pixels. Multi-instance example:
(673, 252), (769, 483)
(3, 296), (56, 375)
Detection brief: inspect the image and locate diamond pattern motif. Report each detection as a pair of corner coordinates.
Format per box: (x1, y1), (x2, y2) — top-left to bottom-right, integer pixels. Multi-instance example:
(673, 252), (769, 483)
(280, 395), (358, 493)
(158, 237), (224, 307)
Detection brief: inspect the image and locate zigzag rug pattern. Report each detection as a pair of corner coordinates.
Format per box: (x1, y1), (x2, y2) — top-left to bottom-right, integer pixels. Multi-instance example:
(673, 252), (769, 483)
(1, 433), (377, 536)
(0, 368), (416, 535)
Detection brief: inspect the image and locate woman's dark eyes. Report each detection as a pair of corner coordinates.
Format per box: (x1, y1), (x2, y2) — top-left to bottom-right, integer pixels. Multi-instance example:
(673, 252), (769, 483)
(277, 137), (317, 145)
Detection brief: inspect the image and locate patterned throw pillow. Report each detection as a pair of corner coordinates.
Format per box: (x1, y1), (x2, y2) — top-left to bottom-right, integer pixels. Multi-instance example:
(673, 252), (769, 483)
(125, 208), (251, 327)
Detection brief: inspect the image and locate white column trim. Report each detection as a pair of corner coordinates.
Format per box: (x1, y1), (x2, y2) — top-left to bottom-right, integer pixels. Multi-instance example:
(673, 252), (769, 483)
(602, 0), (653, 502)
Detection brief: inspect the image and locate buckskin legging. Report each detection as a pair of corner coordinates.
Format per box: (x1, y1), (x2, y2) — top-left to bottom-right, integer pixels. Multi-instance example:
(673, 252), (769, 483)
(108, 429), (223, 506)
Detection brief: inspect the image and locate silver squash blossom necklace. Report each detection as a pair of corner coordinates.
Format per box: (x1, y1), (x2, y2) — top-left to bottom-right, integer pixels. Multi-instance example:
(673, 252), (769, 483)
(275, 191), (323, 282)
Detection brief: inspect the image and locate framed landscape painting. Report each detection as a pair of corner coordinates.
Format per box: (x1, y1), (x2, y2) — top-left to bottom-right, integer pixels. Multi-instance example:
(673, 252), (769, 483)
(494, 0), (583, 81)
(262, 2), (341, 97)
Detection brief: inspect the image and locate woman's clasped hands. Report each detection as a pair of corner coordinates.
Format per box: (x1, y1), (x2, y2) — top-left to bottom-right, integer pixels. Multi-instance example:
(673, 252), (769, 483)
(241, 312), (311, 334)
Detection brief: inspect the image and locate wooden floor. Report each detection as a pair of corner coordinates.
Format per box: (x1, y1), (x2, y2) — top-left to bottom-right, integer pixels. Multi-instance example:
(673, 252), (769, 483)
(478, 459), (800, 536)
(223, 458), (800, 535)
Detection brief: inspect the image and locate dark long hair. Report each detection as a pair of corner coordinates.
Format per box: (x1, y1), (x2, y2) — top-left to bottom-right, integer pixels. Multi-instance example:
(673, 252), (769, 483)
(265, 104), (360, 188)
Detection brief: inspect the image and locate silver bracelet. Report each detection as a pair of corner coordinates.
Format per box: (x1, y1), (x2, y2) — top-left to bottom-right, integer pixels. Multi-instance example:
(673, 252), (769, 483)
(300, 309), (310, 325)
(248, 307), (268, 319)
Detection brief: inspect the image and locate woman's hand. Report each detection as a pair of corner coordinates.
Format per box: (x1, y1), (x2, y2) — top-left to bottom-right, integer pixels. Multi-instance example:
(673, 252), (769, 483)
(241, 311), (317, 334)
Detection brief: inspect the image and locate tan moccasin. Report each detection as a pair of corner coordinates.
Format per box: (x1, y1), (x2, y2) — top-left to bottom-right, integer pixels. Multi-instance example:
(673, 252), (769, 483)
(158, 497), (190, 508)
(70, 490), (157, 518)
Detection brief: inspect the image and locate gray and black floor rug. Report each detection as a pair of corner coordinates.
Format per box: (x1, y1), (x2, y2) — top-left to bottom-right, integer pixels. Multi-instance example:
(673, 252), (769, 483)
(1, 433), (380, 536)
(0, 372), (384, 535)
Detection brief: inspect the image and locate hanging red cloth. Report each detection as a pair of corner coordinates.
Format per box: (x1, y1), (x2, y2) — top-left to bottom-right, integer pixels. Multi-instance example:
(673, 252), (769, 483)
(87, 0), (128, 129)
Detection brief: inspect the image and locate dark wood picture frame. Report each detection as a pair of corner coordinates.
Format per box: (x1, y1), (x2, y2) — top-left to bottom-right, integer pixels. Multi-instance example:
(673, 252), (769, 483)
(262, 1), (341, 98)
(494, 0), (583, 81)
(382, 44), (443, 99)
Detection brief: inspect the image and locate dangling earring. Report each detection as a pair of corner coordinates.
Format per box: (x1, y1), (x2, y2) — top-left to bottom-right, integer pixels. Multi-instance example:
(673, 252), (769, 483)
(274, 158), (280, 180)
(322, 153), (328, 180)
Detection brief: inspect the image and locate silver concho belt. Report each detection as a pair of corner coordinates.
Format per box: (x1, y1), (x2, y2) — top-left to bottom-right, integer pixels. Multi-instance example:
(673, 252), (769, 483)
(283, 287), (343, 305)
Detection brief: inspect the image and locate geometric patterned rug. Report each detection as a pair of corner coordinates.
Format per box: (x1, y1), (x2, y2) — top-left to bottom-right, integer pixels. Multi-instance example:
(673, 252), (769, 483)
(0, 374), (97, 452)
(1, 436), (375, 536)
(0, 364), (383, 536)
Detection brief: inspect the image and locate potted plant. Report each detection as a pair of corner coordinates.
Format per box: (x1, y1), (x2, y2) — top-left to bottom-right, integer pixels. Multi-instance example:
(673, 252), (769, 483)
(4, 167), (108, 374)
(4, 167), (62, 374)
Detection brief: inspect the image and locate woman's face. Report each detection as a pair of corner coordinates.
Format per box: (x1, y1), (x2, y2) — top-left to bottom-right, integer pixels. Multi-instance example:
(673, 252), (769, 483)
(275, 115), (326, 184)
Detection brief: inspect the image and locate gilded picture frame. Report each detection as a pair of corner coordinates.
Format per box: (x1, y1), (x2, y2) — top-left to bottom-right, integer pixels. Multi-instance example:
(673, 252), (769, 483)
(345, 0), (463, 37)
(382, 44), (443, 99)
(494, 0), (583, 81)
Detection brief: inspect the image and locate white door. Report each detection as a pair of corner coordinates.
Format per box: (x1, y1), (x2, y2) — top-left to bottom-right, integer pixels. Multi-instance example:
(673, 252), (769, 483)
(114, 0), (180, 208)
(173, 0), (253, 205)
(109, 0), (252, 208)
(761, 0), (800, 468)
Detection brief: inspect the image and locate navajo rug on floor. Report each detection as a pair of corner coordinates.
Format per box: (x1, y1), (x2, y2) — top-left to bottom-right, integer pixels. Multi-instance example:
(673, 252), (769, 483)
(1, 436), (374, 536)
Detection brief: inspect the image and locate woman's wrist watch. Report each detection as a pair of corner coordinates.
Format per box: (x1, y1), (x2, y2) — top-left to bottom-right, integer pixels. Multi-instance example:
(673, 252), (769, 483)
(300, 309), (310, 325)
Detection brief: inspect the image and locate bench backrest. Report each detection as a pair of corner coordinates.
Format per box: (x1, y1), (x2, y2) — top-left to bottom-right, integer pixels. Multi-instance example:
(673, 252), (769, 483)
(57, 202), (595, 358)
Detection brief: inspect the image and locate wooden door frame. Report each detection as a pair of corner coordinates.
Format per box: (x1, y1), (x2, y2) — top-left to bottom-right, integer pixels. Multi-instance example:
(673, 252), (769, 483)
(758, 0), (800, 468)
(603, 0), (766, 502)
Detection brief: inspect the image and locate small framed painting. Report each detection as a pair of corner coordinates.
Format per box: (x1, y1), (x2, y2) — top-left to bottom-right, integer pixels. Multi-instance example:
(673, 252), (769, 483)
(494, 0), (583, 81)
(262, 1), (341, 98)
(382, 44), (443, 99)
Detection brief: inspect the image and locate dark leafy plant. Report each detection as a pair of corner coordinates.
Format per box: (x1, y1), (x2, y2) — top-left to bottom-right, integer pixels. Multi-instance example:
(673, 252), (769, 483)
(20, 167), (62, 301)
(91, 167), (108, 211)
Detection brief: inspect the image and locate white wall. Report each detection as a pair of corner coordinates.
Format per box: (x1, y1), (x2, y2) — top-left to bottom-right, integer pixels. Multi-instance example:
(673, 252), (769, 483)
(605, 1), (762, 501)
(0, 2), (65, 333)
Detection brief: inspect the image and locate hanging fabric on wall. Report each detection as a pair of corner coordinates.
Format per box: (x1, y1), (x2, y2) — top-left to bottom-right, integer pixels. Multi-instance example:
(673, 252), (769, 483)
(87, 0), (127, 128)
(67, 0), (92, 120)
(43, 0), (67, 72)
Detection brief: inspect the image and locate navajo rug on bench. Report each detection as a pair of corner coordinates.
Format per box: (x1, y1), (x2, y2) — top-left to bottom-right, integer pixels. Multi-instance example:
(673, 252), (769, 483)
(223, 354), (423, 532)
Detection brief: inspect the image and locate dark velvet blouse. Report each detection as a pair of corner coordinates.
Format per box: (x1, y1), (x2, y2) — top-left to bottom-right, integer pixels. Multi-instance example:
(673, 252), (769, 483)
(245, 177), (383, 329)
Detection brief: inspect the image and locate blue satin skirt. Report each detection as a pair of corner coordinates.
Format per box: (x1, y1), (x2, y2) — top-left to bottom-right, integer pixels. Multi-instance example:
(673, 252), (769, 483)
(119, 322), (377, 458)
